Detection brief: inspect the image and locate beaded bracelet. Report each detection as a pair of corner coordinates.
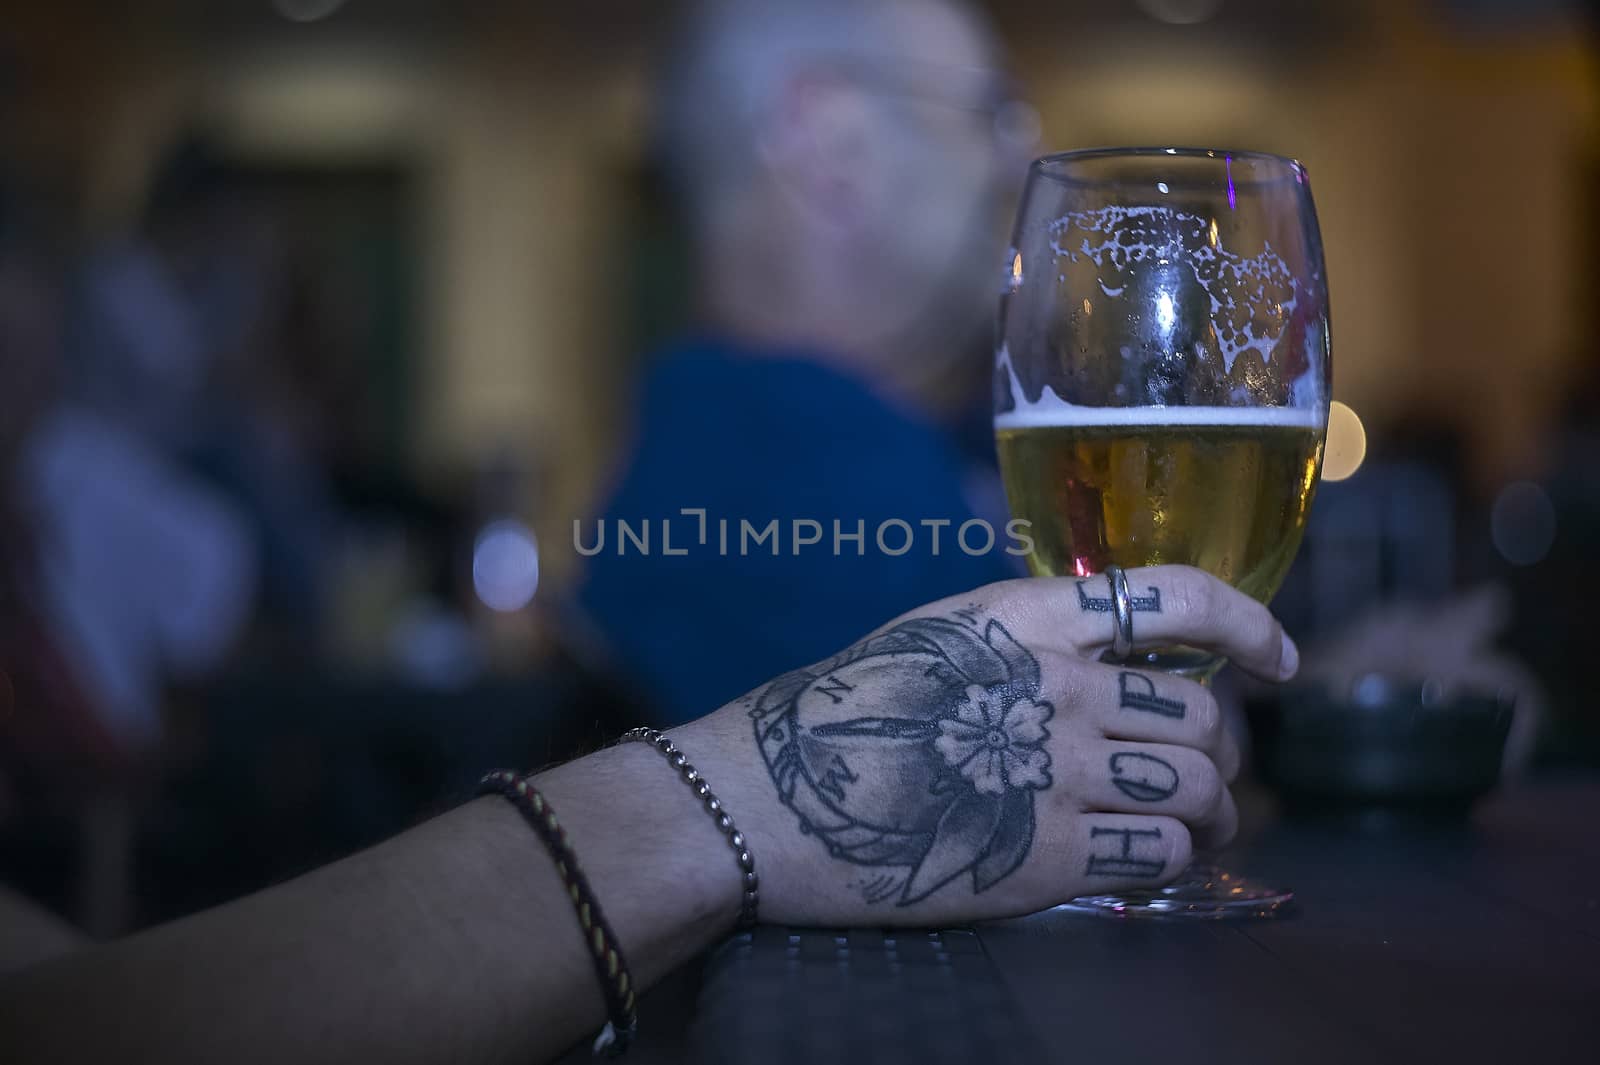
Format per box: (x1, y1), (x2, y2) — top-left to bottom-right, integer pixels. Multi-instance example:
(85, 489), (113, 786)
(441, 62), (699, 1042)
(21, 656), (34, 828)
(477, 770), (637, 1057)
(619, 728), (760, 927)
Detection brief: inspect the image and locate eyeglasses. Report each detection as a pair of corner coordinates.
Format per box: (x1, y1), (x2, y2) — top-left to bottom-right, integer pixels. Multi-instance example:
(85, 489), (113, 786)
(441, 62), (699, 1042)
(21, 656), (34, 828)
(812, 57), (1042, 152)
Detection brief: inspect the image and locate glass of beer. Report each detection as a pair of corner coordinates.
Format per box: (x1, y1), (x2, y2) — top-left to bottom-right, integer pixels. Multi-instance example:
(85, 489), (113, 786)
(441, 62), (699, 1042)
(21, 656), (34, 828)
(996, 147), (1330, 914)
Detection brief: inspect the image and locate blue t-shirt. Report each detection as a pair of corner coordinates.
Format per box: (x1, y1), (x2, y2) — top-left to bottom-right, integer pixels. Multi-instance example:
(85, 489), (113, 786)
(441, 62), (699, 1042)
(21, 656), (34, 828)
(578, 338), (1016, 723)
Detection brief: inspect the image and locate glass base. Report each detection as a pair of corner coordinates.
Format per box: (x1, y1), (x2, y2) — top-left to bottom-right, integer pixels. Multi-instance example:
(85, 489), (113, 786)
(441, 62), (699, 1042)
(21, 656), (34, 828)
(1055, 861), (1293, 919)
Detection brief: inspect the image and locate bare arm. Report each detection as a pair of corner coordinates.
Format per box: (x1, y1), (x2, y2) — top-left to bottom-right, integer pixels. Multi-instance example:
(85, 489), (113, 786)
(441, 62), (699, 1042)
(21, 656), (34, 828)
(0, 568), (1294, 1064)
(0, 746), (742, 1065)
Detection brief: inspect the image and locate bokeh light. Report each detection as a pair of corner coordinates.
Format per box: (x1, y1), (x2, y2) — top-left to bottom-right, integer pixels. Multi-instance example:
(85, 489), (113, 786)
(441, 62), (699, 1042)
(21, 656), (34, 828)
(1490, 481), (1556, 566)
(1320, 400), (1367, 482)
(273, 0), (349, 23)
(1137, 0), (1226, 26)
(472, 519), (541, 612)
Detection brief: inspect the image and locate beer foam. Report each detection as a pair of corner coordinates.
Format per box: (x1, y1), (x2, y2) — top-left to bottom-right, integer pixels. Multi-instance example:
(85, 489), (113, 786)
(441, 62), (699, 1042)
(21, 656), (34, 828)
(1049, 205), (1298, 374)
(995, 403), (1325, 431)
(994, 345), (1324, 430)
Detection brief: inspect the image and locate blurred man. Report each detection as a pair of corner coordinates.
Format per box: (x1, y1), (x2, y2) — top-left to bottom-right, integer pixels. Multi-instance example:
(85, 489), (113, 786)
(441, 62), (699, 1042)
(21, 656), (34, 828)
(581, 0), (1037, 722)
(0, 196), (256, 934)
(2, 196), (256, 761)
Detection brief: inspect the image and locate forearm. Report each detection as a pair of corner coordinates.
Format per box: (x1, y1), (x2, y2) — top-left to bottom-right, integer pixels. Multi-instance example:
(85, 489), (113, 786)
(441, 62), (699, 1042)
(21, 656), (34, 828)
(0, 744), (742, 1065)
(0, 568), (1287, 1061)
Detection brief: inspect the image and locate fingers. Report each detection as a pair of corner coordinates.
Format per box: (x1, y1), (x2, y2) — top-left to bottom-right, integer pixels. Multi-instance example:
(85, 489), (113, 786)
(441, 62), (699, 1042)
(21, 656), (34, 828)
(1067, 740), (1238, 850)
(1066, 815), (1193, 897)
(1077, 665), (1240, 781)
(1041, 566), (1296, 682)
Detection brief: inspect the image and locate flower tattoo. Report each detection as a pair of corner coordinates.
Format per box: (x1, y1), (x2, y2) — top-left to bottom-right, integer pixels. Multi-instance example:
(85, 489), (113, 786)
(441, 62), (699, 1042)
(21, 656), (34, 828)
(751, 612), (1055, 905)
(935, 685), (1053, 796)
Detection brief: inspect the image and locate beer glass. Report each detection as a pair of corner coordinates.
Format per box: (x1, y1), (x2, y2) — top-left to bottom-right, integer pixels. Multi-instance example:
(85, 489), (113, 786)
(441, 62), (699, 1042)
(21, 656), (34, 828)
(995, 148), (1330, 915)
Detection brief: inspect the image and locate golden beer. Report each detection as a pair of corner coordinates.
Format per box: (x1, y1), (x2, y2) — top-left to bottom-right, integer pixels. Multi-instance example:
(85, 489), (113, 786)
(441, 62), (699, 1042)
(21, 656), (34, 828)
(996, 411), (1325, 607)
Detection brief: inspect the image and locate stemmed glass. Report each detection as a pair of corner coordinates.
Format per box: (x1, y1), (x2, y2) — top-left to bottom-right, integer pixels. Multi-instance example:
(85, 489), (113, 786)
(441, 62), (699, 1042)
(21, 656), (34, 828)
(994, 147), (1330, 916)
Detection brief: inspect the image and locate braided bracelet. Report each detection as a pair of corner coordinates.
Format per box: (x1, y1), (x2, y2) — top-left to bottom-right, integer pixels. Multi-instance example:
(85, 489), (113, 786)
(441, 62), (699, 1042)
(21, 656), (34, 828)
(619, 728), (760, 927)
(477, 771), (636, 1057)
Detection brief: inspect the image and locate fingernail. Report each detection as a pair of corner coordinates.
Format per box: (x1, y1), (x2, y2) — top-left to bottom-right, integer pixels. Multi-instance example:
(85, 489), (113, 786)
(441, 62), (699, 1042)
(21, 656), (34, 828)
(1279, 632), (1299, 680)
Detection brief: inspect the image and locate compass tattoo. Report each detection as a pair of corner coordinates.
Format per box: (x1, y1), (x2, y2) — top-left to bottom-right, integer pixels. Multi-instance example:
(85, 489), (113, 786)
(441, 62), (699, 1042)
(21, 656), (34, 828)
(751, 611), (1054, 906)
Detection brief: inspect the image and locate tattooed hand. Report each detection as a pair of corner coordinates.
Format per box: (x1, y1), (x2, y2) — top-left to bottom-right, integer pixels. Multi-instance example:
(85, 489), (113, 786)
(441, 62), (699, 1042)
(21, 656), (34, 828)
(669, 566), (1297, 925)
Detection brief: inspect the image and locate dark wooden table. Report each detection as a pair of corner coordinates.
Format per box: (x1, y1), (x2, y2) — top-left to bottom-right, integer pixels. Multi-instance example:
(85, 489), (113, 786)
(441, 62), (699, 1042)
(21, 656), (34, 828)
(617, 774), (1600, 1065)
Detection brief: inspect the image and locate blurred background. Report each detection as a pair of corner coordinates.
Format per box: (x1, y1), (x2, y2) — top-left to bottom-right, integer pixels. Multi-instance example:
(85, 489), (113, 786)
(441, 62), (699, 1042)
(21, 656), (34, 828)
(1, 0), (1596, 937)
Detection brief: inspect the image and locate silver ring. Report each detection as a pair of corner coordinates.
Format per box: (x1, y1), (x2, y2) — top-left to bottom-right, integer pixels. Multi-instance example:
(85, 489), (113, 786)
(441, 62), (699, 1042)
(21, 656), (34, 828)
(1105, 564), (1134, 660)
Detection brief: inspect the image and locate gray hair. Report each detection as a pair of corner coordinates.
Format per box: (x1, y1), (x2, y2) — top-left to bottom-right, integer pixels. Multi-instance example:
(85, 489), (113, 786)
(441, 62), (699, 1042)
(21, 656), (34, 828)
(654, 0), (967, 228)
